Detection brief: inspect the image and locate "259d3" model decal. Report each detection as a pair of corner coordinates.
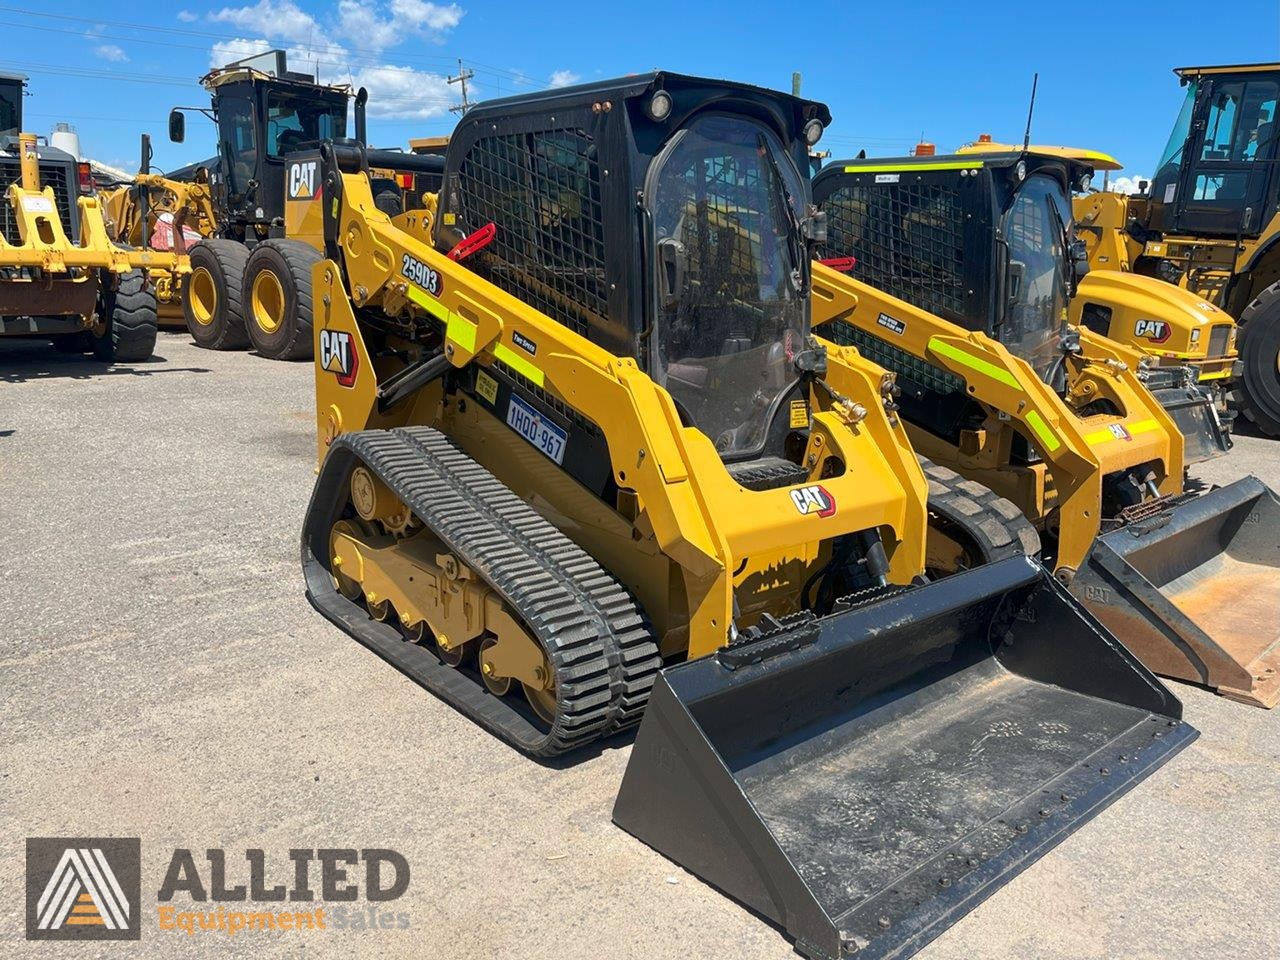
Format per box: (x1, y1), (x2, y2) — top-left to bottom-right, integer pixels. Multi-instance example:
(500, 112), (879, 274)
(401, 254), (443, 297)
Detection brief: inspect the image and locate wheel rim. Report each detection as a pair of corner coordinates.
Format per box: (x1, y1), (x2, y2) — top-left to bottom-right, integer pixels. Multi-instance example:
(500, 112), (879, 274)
(251, 269), (286, 334)
(189, 267), (218, 326)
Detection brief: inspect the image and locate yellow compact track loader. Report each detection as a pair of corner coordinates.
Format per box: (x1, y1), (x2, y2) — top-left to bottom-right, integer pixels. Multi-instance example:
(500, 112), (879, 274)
(296, 74), (1195, 960)
(813, 148), (1280, 707)
(1072, 63), (1280, 436)
(1, 71), (174, 361)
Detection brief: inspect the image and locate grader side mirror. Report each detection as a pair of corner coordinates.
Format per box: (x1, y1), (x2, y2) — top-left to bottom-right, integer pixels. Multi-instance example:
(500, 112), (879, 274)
(168, 110), (185, 144)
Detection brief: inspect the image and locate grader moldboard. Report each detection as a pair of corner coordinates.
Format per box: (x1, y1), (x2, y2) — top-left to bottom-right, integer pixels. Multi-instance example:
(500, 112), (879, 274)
(1, 71), (171, 361)
(812, 148), (1280, 708)
(297, 74), (1194, 960)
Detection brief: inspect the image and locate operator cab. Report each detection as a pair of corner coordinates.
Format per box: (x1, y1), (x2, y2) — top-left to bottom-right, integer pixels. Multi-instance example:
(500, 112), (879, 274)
(435, 73), (830, 465)
(814, 147), (1092, 389)
(0, 70), (24, 138)
(1147, 63), (1280, 237)
(168, 49), (355, 240)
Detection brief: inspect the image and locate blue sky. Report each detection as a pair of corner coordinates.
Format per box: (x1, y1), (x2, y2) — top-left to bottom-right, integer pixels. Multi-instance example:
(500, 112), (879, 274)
(4, 0), (1278, 188)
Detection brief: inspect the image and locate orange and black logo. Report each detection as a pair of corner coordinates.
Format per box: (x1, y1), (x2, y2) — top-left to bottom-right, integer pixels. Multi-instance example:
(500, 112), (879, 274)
(26, 838), (141, 941)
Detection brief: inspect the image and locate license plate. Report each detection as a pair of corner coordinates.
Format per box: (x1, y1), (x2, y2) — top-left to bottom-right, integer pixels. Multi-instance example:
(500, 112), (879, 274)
(505, 395), (567, 465)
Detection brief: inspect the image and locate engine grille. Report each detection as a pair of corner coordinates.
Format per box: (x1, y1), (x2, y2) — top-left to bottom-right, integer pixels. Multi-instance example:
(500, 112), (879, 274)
(456, 128), (607, 340)
(0, 156), (76, 245)
(1206, 323), (1232, 358)
(823, 181), (967, 321)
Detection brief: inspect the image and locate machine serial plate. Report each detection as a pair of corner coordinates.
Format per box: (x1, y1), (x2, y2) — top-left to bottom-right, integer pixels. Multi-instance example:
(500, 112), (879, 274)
(506, 395), (567, 465)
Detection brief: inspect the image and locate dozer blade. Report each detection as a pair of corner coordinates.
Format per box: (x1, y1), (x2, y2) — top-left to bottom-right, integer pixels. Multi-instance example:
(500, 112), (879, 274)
(1074, 476), (1280, 708)
(613, 557), (1194, 960)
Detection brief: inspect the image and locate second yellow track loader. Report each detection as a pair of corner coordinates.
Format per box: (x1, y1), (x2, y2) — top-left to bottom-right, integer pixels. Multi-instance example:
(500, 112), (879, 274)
(814, 148), (1280, 707)
(293, 74), (1194, 960)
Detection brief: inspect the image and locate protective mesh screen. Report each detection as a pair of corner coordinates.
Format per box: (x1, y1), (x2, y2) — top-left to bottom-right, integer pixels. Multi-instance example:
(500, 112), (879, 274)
(457, 129), (606, 339)
(823, 182), (967, 319)
(825, 318), (965, 394)
(0, 158), (74, 244)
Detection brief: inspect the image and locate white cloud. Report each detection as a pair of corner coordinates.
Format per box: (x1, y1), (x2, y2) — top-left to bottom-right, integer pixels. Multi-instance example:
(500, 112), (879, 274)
(353, 64), (458, 119)
(1106, 174), (1148, 195)
(177, 10), (199, 21)
(388, 0), (463, 32)
(201, 2), (467, 118)
(548, 70), (580, 89)
(94, 44), (129, 62)
(209, 37), (274, 68)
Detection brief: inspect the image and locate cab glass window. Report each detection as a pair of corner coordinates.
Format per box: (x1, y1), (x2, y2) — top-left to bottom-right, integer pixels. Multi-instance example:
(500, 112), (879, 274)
(265, 92), (347, 158)
(1199, 79), (1278, 163)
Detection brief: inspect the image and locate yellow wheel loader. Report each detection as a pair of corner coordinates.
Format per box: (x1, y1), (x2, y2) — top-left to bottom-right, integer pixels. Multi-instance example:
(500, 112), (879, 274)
(812, 147), (1280, 707)
(1072, 63), (1280, 436)
(295, 74), (1194, 960)
(1, 71), (179, 362)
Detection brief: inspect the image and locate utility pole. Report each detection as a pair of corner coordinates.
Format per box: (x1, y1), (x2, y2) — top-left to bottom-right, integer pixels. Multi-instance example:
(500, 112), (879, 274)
(448, 59), (475, 115)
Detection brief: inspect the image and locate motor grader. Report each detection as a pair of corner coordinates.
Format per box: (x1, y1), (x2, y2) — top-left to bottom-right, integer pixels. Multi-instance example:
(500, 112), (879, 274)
(294, 73), (1194, 960)
(1072, 63), (1280, 437)
(1, 71), (173, 362)
(812, 147), (1280, 707)
(162, 49), (389, 360)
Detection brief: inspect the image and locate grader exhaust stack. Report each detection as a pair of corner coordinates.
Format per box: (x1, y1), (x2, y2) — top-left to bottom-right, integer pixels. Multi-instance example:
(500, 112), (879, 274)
(616, 558), (1193, 960)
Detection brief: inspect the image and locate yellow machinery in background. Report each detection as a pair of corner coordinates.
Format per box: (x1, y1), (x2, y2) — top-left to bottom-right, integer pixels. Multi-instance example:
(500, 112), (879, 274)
(291, 74), (1194, 960)
(99, 134), (211, 324)
(1, 70), (176, 361)
(1072, 63), (1280, 436)
(814, 147), (1280, 707)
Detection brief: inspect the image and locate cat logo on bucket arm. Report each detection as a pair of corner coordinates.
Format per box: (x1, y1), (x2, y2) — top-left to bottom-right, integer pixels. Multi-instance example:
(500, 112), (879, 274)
(790, 484), (837, 517)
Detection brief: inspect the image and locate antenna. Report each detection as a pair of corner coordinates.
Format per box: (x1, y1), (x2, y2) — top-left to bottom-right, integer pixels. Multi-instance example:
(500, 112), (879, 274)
(448, 58), (475, 115)
(1022, 72), (1039, 153)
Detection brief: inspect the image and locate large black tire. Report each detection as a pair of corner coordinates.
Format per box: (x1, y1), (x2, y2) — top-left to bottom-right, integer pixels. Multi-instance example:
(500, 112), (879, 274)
(1236, 279), (1280, 437)
(183, 239), (250, 350)
(91, 269), (158, 363)
(241, 239), (321, 361)
(920, 456), (1040, 576)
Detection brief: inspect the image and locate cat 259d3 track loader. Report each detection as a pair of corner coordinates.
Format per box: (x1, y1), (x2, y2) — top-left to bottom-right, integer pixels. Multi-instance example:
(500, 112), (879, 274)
(813, 147), (1280, 707)
(295, 74), (1193, 960)
(1, 71), (172, 361)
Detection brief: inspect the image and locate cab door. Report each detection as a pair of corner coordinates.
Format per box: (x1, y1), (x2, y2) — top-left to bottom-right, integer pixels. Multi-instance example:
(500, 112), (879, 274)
(1174, 73), (1279, 237)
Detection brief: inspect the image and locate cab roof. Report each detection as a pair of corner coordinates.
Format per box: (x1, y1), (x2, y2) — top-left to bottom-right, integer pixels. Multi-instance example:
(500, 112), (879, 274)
(1174, 63), (1280, 78)
(956, 140), (1122, 171)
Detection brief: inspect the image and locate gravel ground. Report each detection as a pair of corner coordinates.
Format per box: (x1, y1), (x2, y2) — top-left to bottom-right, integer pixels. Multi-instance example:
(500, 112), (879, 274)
(2, 333), (1277, 959)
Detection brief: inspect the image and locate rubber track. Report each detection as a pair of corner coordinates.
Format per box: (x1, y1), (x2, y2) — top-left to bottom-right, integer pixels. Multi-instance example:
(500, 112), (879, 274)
(303, 426), (662, 757)
(920, 456), (1041, 563)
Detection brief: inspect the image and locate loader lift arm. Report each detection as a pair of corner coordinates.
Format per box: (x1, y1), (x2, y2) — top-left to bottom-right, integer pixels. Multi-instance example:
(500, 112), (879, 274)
(811, 261), (1184, 579)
